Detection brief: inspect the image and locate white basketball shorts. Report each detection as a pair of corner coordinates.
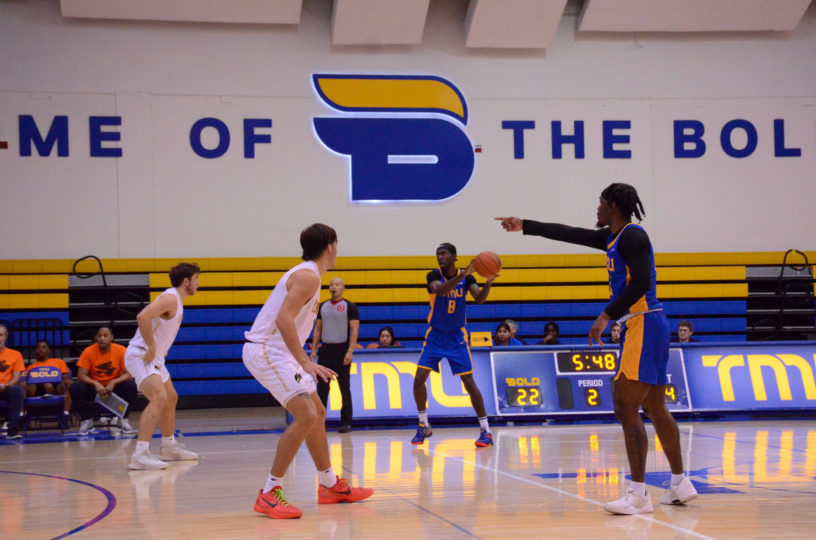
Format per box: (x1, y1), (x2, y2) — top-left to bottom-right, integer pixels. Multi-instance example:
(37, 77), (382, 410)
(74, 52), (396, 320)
(242, 342), (316, 407)
(125, 345), (171, 388)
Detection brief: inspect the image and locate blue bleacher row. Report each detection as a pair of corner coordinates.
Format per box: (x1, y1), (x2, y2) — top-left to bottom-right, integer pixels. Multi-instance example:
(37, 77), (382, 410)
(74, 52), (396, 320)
(0, 311), (70, 348)
(0, 300), (747, 352)
(1, 300), (748, 397)
(173, 300), (747, 348)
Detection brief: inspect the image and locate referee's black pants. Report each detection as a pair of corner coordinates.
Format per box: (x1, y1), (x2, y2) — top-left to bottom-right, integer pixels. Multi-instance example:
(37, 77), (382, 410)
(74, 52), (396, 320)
(316, 343), (353, 425)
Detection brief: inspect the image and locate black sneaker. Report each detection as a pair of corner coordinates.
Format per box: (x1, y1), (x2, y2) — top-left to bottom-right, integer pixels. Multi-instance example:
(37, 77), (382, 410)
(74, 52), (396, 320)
(6, 428), (22, 440)
(338, 424), (353, 433)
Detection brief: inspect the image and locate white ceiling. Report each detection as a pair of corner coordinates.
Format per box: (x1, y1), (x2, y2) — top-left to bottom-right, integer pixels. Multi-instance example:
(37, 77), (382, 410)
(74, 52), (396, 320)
(578, 0), (813, 32)
(59, 0), (303, 25)
(59, 0), (815, 49)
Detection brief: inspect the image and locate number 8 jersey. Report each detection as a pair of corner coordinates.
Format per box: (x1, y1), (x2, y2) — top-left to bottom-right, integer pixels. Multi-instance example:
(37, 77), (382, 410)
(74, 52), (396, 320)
(426, 269), (476, 332)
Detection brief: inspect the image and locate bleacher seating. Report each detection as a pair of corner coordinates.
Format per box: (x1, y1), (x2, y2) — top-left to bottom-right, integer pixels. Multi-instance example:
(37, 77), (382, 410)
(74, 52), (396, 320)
(1, 252), (813, 405)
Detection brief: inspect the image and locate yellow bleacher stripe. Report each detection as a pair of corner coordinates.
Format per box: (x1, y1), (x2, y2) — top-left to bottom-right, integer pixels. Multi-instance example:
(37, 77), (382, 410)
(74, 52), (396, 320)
(657, 267), (745, 280)
(0, 266), (745, 290)
(1, 251), (813, 274)
(142, 282), (748, 306)
(6, 275), (68, 289)
(143, 266), (742, 289)
(0, 294), (68, 310)
(657, 283), (748, 298)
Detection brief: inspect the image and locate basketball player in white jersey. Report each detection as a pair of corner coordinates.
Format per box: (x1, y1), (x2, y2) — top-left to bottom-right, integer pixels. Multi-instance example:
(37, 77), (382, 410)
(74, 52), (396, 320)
(244, 224), (373, 519)
(126, 262), (201, 470)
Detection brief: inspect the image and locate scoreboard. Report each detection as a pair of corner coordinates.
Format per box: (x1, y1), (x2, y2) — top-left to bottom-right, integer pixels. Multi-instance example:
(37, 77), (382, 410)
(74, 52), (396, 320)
(490, 348), (691, 416)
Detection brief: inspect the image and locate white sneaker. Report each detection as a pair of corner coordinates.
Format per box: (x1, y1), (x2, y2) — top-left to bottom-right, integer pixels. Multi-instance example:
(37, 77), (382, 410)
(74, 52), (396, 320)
(158, 443), (199, 461)
(661, 477), (698, 505)
(112, 417), (137, 434)
(78, 419), (95, 436)
(604, 487), (654, 515)
(128, 451), (169, 470)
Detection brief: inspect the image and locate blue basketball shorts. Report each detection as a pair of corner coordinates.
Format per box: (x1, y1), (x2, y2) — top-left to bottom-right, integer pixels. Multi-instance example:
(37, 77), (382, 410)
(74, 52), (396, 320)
(417, 328), (473, 376)
(616, 310), (670, 385)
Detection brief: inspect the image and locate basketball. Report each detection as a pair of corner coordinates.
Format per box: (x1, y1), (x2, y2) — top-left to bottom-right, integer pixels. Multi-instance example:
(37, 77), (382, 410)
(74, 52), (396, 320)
(474, 251), (501, 278)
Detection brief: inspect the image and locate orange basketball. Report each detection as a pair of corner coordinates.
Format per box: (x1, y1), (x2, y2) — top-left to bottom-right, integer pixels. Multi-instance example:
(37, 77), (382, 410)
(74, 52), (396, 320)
(474, 251), (501, 279)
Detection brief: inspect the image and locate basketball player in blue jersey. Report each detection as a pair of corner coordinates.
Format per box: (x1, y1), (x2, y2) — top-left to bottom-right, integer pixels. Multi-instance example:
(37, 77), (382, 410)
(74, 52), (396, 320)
(496, 183), (697, 514)
(411, 243), (496, 447)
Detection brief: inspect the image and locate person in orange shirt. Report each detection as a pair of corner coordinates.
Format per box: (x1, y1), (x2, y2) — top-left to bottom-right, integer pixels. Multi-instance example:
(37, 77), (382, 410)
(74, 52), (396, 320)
(70, 326), (138, 435)
(0, 324), (25, 440)
(25, 340), (72, 420)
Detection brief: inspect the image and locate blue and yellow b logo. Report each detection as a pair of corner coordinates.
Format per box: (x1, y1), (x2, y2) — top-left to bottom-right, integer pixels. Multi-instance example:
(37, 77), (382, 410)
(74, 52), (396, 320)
(312, 74), (475, 202)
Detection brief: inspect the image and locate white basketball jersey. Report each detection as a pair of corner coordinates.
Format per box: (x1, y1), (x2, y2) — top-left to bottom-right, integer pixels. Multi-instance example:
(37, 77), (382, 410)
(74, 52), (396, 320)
(130, 287), (184, 359)
(245, 260), (321, 348)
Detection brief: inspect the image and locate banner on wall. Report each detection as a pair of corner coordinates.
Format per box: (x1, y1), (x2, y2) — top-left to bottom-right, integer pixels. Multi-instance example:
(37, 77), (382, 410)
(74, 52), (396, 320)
(326, 350), (496, 420)
(683, 343), (816, 411)
(325, 343), (816, 422)
(2, 84), (816, 257)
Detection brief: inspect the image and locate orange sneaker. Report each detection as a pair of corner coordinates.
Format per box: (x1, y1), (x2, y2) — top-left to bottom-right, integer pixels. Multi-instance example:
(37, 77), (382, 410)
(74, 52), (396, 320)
(318, 476), (373, 504)
(253, 487), (303, 519)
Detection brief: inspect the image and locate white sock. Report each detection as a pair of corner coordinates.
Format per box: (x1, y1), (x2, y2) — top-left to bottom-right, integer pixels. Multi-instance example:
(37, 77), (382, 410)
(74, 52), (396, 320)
(263, 474), (282, 494)
(318, 467), (337, 488)
(630, 481), (646, 496)
(478, 416), (490, 432)
(135, 440), (150, 454)
(671, 473), (685, 486)
(418, 410), (429, 427)
(162, 436), (175, 447)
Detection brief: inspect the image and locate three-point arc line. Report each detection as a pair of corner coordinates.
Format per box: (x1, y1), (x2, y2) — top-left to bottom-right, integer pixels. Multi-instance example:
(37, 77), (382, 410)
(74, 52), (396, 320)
(0, 470), (117, 540)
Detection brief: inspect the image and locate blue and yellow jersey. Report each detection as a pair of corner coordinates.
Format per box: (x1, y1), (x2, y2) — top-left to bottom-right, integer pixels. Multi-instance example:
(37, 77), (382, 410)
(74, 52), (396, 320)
(606, 223), (663, 314)
(426, 269), (476, 331)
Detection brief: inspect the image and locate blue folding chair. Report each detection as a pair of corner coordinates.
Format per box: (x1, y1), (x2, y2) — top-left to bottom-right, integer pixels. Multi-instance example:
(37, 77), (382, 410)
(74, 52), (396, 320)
(23, 367), (68, 433)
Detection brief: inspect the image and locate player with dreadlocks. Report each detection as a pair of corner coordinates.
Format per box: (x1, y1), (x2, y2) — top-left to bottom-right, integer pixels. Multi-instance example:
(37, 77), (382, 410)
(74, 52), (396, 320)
(495, 183), (697, 515)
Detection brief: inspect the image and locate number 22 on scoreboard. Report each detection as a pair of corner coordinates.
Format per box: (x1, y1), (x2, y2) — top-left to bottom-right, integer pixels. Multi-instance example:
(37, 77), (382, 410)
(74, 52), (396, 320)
(507, 386), (542, 407)
(517, 387), (541, 406)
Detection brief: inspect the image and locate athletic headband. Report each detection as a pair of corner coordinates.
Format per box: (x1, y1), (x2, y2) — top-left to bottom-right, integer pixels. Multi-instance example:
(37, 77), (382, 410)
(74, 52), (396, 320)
(437, 243), (457, 256)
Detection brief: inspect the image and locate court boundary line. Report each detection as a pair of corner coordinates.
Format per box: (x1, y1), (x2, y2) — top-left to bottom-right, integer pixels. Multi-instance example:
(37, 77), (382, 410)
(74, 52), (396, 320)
(0, 470), (117, 540)
(426, 448), (717, 540)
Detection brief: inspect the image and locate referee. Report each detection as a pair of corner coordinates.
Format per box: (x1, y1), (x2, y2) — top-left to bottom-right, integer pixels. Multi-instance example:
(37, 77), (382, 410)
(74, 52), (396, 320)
(310, 277), (359, 433)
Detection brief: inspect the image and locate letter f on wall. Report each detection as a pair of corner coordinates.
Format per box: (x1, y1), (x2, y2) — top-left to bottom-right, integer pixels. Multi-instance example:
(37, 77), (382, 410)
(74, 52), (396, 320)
(312, 74), (475, 202)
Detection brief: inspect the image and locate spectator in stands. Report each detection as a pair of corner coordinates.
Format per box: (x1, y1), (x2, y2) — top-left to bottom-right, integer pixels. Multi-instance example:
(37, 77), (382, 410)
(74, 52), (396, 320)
(504, 319), (526, 344)
(71, 326), (138, 435)
(367, 326), (400, 349)
(310, 277), (359, 433)
(494, 322), (523, 346)
(677, 321), (699, 343)
(610, 322), (622, 344)
(25, 340), (72, 421)
(538, 321), (561, 345)
(0, 324), (25, 439)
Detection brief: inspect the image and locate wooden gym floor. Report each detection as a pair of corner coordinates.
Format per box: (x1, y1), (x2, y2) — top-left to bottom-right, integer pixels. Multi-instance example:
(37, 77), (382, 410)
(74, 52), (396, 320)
(2, 409), (816, 539)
